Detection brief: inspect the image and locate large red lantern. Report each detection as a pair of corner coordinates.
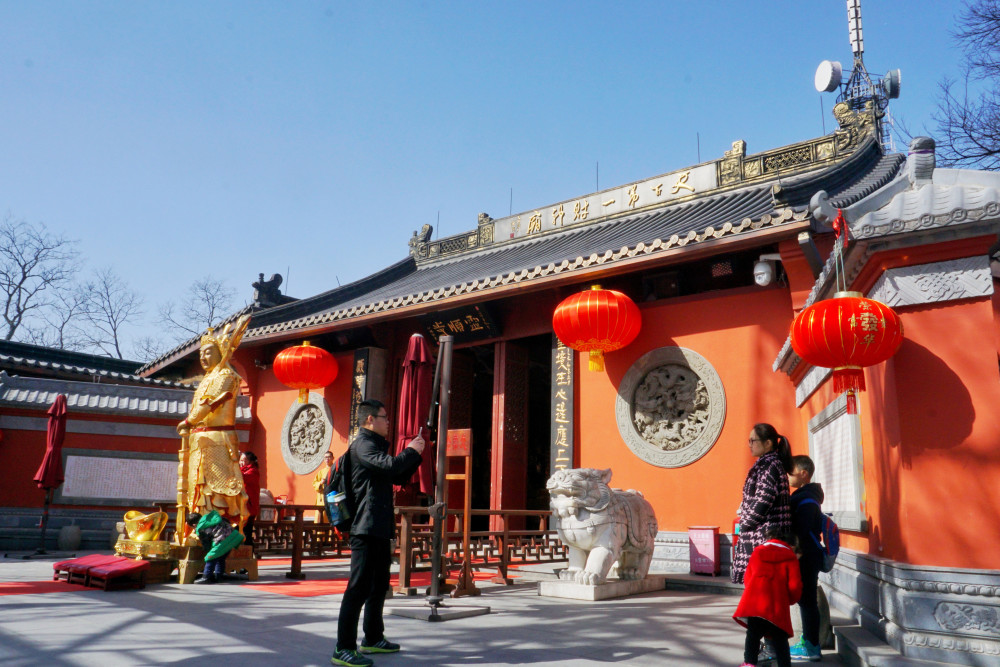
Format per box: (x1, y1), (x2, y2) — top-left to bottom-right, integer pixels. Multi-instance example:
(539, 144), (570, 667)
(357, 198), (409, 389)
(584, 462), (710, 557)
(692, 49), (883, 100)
(790, 291), (903, 409)
(552, 285), (642, 372)
(273, 341), (339, 403)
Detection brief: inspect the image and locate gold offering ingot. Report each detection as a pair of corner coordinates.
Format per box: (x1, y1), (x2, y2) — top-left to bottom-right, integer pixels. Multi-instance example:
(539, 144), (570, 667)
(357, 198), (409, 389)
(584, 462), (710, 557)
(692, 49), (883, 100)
(124, 510), (168, 542)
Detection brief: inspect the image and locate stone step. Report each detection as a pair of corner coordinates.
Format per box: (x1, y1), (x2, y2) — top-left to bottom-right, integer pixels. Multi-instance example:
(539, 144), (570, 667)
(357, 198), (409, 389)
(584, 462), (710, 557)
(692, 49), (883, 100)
(835, 625), (963, 667)
(662, 572), (743, 595)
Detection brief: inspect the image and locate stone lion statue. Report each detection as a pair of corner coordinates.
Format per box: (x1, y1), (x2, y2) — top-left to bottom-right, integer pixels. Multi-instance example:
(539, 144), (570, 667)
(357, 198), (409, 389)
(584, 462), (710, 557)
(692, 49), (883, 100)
(547, 468), (658, 585)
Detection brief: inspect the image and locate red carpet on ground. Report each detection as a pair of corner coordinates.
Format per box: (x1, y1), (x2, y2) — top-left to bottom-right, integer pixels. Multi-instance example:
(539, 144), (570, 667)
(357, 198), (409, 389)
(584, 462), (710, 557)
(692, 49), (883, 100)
(242, 570), (513, 598)
(0, 580), (90, 596)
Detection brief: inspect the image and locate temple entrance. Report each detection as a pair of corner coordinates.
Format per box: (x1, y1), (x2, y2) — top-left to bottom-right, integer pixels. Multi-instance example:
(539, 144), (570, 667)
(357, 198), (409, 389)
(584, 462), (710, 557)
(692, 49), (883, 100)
(450, 334), (551, 531)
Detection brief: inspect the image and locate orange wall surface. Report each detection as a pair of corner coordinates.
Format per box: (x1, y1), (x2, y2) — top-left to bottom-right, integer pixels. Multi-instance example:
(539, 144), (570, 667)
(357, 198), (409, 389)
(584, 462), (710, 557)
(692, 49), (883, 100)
(802, 297), (1000, 571)
(0, 409), (181, 510)
(243, 348), (355, 505)
(577, 285), (805, 534)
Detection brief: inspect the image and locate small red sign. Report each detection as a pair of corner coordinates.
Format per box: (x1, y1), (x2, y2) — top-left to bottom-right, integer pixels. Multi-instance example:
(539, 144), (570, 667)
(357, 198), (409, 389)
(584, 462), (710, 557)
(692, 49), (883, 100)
(446, 429), (472, 457)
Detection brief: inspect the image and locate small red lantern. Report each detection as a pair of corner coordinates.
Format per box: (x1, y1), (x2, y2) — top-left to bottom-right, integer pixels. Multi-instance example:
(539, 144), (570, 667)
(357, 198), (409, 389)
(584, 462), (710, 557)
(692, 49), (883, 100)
(790, 291), (903, 411)
(273, 341), (338, 403)
(552, 285), (642, 371)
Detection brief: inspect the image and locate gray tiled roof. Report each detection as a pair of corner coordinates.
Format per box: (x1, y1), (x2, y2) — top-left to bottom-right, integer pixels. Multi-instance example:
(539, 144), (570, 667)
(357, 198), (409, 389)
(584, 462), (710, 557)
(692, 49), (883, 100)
(0, 340), (191, 389)
(246, 144), (902, 338)
(0, 371), (251, 421)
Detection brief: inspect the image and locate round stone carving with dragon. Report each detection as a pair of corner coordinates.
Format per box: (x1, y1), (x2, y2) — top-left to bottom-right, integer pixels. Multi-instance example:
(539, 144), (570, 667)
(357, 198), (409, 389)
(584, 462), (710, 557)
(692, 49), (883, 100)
(615, 347), (726, 468)
(280, 392), (334, 474)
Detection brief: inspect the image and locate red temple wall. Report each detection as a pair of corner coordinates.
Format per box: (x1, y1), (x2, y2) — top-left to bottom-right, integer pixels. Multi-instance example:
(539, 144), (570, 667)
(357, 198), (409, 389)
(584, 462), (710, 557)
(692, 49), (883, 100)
(576, 285), (803, 536)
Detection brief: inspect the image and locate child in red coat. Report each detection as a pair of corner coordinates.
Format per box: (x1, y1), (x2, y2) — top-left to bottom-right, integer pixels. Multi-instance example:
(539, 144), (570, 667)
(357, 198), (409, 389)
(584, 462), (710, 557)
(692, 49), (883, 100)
(733, 530), (802, 667)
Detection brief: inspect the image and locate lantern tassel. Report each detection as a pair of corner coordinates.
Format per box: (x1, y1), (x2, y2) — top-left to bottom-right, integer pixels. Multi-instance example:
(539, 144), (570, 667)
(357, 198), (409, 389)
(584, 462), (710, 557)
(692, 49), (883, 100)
(832, 367), (865, 394)
(845, 389), (858, 415)
(588, 350), (605, 372)
(298, 388), (308, 403)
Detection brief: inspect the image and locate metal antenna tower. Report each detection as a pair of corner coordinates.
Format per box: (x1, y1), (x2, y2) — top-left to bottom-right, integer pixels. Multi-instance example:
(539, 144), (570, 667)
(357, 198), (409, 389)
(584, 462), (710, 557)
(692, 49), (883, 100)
(813, 0), (900, 152)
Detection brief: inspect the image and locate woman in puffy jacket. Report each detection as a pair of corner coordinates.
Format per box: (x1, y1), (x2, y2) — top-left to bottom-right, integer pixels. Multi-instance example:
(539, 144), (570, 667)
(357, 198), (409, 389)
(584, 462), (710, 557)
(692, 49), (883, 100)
(732, 423), (792, 585)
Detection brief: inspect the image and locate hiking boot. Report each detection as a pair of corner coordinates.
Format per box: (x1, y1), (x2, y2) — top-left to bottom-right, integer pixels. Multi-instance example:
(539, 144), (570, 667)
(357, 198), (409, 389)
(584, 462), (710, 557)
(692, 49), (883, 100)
(360, 637), (401, 654)
(790, 637), (821, 662)
(330, 648), (373, 666)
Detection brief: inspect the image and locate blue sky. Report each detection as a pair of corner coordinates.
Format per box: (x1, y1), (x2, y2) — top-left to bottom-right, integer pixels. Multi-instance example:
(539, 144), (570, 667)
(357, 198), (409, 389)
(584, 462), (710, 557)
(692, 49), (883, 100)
(0, 1), (969, 355)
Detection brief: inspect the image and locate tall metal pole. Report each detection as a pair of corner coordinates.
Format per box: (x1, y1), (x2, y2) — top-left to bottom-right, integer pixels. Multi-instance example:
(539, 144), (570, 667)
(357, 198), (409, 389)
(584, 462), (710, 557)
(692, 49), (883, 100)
(427, 335), (453, 617)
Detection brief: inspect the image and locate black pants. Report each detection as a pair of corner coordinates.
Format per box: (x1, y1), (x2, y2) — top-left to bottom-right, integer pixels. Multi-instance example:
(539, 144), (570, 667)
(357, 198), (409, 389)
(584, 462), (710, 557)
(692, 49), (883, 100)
(798, 556), (821, 646)
(336, 534), (391, 651)
(744, 617), (790, 667)
(243, 515), (255, 548)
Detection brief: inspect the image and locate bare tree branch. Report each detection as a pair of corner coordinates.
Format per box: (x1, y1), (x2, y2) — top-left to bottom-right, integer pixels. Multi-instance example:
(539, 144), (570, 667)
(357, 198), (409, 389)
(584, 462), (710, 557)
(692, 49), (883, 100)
(80, 267), (143, 359)
(934, 0), (1000, 170)
(158, 276), (236, 340)
(0, 213), (80, 340)
(22, 285), (90, 350)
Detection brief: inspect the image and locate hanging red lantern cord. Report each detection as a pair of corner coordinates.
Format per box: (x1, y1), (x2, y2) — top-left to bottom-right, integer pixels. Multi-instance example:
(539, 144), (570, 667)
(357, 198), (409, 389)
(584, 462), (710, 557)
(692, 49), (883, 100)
(789, 209), (903, 413)
(552, 285), (642, 372)
(273, 341), (339, 403)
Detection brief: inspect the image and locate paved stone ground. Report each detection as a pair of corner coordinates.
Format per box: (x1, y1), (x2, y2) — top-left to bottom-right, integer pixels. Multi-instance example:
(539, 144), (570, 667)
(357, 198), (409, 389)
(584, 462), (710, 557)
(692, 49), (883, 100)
(0, 552), (839, 667)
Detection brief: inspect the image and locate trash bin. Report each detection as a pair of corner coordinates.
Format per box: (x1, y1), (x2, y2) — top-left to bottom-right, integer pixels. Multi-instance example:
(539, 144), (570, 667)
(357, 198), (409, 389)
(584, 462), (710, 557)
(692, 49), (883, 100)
(688, 525), (720, 576)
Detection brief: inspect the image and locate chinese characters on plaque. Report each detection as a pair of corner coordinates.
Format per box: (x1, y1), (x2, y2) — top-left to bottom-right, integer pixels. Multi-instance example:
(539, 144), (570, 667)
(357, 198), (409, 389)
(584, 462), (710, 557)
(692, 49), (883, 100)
(490, 163), (715, 243)
(550, 335), (575, 476)
(419, 304), (500, 345)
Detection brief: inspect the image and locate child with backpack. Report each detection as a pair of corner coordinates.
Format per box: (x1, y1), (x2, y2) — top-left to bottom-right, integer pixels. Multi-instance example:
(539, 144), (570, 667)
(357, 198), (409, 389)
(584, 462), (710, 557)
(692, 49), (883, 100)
(787, 455), (834, 662)
(733, 529), (802, 667)
(186, 511), (245, 584)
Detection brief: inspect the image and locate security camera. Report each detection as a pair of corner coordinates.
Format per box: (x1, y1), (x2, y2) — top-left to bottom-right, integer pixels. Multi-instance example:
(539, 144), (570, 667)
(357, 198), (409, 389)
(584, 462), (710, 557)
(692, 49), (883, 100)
(754, 261), (774, 286)
(753, 254), (782, 287)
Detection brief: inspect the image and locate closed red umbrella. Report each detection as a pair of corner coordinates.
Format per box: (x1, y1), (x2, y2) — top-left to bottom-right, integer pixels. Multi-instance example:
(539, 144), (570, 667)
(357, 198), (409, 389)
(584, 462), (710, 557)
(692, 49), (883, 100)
(394, 334), (435, 504)
(32, 394), (67, 554)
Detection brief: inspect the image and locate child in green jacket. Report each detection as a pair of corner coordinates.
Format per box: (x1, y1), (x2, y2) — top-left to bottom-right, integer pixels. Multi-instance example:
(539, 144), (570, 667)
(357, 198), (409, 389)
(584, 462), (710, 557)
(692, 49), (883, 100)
(185, 511), (244, 584)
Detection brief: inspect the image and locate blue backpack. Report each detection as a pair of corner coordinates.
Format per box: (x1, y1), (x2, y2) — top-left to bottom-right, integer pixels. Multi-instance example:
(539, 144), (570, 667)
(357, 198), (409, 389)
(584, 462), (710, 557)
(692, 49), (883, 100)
(800, 498), (840, 572)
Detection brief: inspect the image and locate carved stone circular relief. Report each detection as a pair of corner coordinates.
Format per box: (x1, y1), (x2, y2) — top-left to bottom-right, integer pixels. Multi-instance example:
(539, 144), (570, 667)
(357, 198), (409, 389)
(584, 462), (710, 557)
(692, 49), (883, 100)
(615, 347), (726, 468)
(280, 392), (334, 474)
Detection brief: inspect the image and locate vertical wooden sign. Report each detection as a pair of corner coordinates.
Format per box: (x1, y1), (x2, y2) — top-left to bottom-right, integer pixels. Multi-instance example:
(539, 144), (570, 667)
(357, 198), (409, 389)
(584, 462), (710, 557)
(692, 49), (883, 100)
(550, 334), (575, 475)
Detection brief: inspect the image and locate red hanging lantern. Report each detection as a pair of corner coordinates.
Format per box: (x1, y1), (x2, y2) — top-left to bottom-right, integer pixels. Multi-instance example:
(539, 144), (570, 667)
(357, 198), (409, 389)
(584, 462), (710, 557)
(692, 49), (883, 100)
(790, 291), (903, 411)
(552, 285), (642, 372)
(273, 341), (339, 403)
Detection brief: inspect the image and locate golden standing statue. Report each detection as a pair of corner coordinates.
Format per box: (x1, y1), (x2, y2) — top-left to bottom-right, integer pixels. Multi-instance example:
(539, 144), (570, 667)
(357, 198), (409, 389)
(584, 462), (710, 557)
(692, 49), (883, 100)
(174, 314), (251, 545)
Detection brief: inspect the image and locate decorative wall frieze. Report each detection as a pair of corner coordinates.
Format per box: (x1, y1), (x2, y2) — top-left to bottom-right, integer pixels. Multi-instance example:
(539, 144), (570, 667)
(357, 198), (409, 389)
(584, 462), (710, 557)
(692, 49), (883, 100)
(615, 347), (726, 468)
(825, 549), (1000, 664)
(867, 256), (993, 307)
(280, 392), (334, 475)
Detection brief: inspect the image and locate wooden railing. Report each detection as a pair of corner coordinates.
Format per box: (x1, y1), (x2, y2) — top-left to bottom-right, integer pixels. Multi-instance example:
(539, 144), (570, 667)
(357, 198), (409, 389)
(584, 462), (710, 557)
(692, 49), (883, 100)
(394, 506), (567, 595)
(155, 503), (567, 585)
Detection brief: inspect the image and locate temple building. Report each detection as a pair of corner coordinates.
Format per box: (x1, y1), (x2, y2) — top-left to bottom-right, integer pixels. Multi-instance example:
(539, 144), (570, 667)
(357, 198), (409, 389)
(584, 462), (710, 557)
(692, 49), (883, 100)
(139, 102), (1000, 663)
(0, 79), (997, 667)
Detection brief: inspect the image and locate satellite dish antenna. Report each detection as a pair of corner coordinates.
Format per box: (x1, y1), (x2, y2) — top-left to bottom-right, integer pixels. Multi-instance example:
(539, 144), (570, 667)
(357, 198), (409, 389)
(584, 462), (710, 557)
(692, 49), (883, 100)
(814, 60), (843, 93)
(882, 69), (901, 99)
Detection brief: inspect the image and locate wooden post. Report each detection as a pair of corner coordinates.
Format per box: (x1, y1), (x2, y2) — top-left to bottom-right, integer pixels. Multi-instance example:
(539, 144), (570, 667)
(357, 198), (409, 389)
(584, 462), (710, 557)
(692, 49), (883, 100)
(286, 507), (306, 580)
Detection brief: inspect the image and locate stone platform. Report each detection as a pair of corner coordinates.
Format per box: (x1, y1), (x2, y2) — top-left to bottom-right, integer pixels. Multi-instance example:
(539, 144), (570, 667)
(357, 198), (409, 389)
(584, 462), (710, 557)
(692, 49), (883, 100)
(538, 574), (666, 601)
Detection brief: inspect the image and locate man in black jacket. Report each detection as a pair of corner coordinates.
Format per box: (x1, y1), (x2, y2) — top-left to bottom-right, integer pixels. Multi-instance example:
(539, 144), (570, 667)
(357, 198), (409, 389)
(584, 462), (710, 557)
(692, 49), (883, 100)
(332, 399), (424, 667)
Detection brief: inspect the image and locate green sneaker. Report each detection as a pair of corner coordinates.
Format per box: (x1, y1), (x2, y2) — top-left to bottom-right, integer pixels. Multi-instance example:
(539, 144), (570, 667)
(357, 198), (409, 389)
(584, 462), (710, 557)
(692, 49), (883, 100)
(360, 637), (401, 654)
(330, 648), (374, 666)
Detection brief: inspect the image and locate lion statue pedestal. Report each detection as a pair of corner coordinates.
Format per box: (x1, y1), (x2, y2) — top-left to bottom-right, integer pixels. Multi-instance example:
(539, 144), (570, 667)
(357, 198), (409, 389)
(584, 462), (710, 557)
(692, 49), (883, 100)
(539, 468), (665, 601)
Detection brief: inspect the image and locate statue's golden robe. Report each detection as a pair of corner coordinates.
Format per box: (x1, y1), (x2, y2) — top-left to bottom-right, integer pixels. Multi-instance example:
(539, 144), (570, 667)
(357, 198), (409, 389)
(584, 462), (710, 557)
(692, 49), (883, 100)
(185, 364), (248, 520)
